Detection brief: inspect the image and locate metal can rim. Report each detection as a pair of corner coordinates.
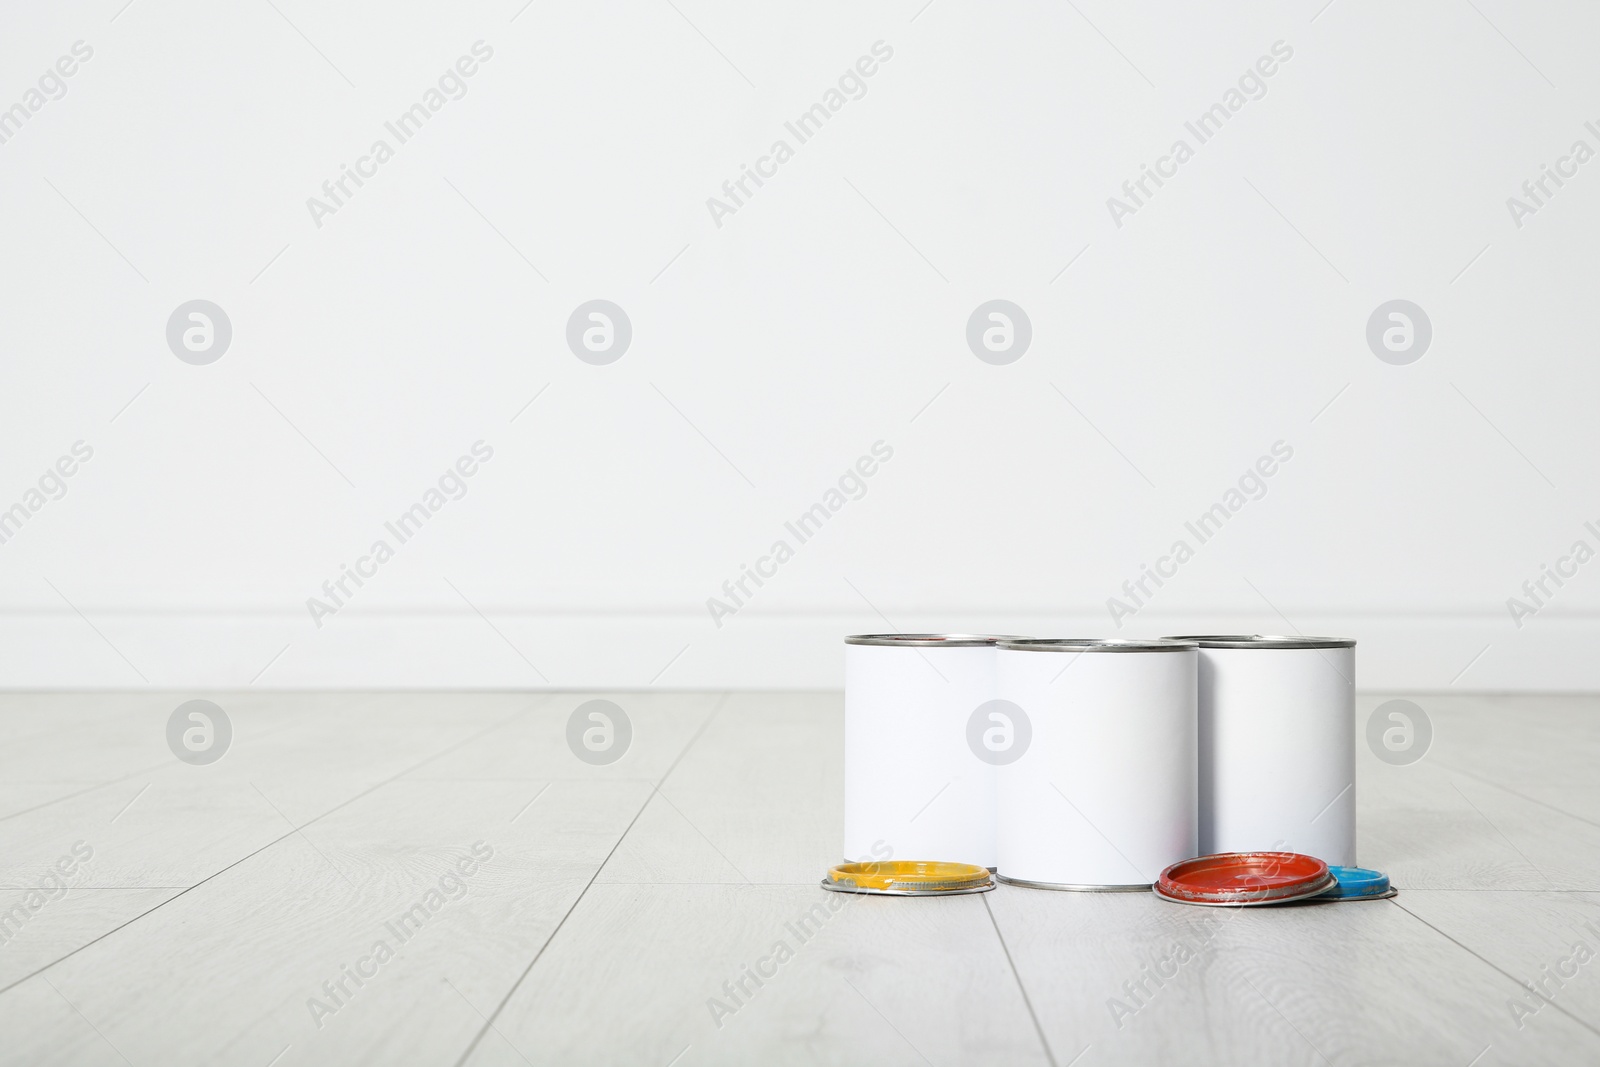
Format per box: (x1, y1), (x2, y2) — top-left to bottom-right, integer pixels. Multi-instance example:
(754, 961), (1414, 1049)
(995, 875), (1152, 892)
(1157, 851), (1331, 902)
(823, 860), (995, 893)
(844, 633), (1007, 647)
(996, 638), (1196, 653)
(1153, 874), (1338, 907)
(819, 878), (996, 896)
(1163, 634), (1355, 649)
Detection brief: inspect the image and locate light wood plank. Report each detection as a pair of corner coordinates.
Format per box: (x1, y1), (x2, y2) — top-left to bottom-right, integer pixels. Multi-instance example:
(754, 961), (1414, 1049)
(592, 790), (752, 885)
(0, 887), (176, 990)
(1374, 693), (1600, 829)
(0, 693), (214, 783)
(1394, 890), (1600, 1036)
(3, 690), (1600, 1066)
(0, 694), (529, 887)
(465, 882), (1049, 1067)
(987, 884), (1600, 1066)
(0, 693), (158, 749)
(2, 777), (654, 1067)
(0, 781), (111, 824)
(0, 977), (128, 1067)
(404, 690), (721, 784)
(1359, 741), (1600, 891)
(597, 692), (842, 885)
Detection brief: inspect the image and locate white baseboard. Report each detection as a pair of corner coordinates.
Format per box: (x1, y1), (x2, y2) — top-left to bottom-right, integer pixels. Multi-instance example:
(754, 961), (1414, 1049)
(0, 609), (1588, 691)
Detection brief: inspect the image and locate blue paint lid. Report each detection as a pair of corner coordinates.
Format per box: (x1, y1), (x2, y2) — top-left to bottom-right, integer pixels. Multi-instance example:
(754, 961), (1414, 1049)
(1322, 865), (1392, 899)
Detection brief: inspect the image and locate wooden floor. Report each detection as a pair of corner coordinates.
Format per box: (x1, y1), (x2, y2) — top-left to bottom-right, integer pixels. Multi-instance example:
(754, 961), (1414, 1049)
(3, 692), (1600, 1066)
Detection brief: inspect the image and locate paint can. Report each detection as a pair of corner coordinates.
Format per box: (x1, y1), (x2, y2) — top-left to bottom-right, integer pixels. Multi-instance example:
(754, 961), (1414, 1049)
(843, 634), (1002, 870)
(994, 638), (1198, 890)
(1167, 635), (1357, 867)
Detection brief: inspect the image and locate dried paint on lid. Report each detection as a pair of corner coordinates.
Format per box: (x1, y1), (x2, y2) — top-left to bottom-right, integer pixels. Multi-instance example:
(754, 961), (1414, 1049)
(1319, 865), (1396, 900)
(1155, 852), (1334, 906)
(821, 860), (995, 896)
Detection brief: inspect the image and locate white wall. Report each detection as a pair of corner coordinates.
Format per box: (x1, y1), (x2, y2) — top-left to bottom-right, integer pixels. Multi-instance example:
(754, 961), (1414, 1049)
(1, 1), (1597, 690)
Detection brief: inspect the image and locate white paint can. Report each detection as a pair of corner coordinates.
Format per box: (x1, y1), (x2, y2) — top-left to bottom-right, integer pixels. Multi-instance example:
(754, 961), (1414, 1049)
(844, 634), (1001, 869)
(1167, 635), (1357, 866)
(994, 638), (1198, 890)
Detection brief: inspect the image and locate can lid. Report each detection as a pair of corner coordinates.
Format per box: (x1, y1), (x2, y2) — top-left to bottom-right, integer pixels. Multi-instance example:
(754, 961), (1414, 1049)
(1320, 865), (1393, 899)
(844, 634), (1003, 647)
(1155, 852), (1332, 904)
(996, 638), (1196, 653)
(821, 860), (994, 895)
(1163, 634), (1356, 649)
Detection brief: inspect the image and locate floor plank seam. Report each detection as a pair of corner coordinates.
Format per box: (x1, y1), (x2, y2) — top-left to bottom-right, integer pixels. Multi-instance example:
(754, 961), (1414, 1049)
(0, 713), (339, 826)
(1387, 897), (1600, 1045)
(981, 893), (1060, 1067)
(0, 703), (161, 754)
(11, 695), (1600, 1061)
(0, 886), (198, 891)
(0, 704), (538, 1000)
(1431, 758), (1600, 835)
(450, 692), (730, 1067)
(0, 759), (175, 825)
(1397, 888), (1600, 894)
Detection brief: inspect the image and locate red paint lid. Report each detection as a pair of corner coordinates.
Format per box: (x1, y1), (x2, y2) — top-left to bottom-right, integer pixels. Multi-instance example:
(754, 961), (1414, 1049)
(1156, 852), (1331, 905)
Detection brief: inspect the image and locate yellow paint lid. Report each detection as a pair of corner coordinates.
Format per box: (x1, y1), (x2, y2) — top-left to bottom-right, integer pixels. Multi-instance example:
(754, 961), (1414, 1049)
(822, 860), (995, 896)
